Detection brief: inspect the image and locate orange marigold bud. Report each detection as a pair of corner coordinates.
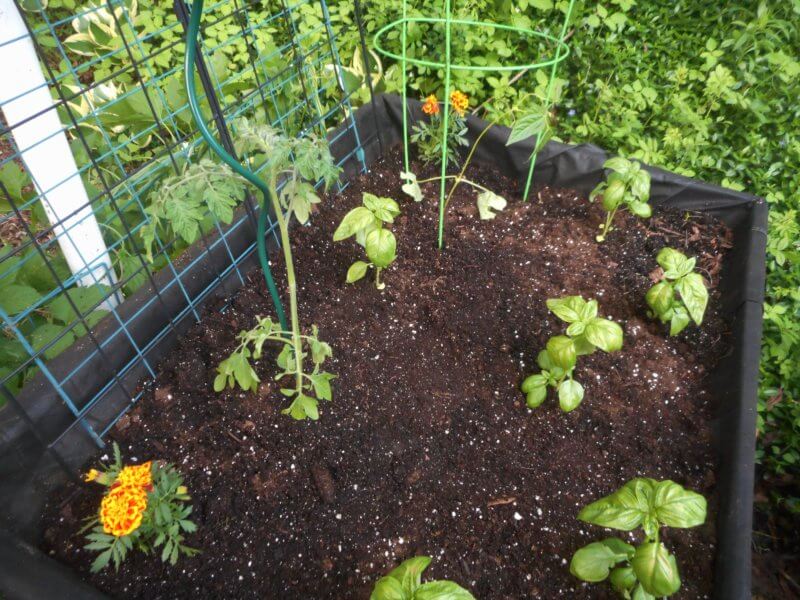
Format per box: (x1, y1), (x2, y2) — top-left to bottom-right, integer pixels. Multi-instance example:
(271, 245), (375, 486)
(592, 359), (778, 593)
(116, 461), (153, 490)
(422, 94), (440, 116)
(99, 485), (147, 537)
(84, 469), (100, 482)
(449, 90), (469, 116)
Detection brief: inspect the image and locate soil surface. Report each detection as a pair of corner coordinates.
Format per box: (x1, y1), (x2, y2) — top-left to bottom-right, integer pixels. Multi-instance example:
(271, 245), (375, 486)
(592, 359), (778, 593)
(41, 147), (733, 599)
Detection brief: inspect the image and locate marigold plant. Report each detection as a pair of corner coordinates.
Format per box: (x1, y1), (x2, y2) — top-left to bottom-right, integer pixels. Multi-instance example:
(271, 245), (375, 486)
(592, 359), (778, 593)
(410, 90), (469, 168)
(81, 443), (198, 572)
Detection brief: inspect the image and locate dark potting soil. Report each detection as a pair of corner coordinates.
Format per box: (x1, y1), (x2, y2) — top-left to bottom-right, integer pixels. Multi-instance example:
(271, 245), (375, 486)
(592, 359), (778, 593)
(40, 147), (733, 599)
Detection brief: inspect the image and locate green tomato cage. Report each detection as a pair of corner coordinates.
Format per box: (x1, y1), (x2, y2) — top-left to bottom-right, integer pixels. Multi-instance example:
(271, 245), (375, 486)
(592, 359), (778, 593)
(372, 0), (576, 248)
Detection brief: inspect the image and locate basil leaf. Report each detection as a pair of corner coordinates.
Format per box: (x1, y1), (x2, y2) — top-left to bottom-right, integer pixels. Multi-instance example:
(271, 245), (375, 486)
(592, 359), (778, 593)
(546, 296), (587, 323)
(603, 156), (633, 176)
(645, 281), (674, 317)
(365, 228), (397, 268)
(414, 580), (476, 600)
(631, 583), (656, 600)
(572, 334), (597, 356)
(546, 335), (577, 370)
(675, 272), (708, 325)
(558, 379), (584, 412)
(346, 260), (370, 283)
(569, 539), (632, 582)
(669, 305), (691, 335)
(386, 556), (431, 595)
(655, 247), (688, 276)
(631, 542), (681, 597)
(652, 480), (707, 528)
(584, 318), (624, 353)
(609, 566), (638, 593)
(526, 385), (548, 408)
(370, 576), (406, 600)
(521, 373), (547, 393)
(333, 206), (378, 241)
(578, 479), (654, 531)
(601, 178), (626, 210)
(363, 193), (401, 223)
(628, 200), (652, 218)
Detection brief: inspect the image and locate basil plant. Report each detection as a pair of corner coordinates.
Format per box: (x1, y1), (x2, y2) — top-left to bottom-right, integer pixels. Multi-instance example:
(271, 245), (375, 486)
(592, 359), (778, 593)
(521, 296), (623, 412)
(370, 556), (475, 600)
(645, 248), (709, 336)
(590, 156), (652, 242)
(334, 193), (400, 290)
(570, 478), (707, 599)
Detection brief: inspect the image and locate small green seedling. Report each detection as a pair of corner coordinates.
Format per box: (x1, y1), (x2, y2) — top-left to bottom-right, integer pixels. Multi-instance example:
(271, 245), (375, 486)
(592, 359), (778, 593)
(646, 247), (709, 335)
(370, 556), (475, 600)
(215, 316), (334, 421)
(521, 296), (623, 412)
(570, 478), (707, 599)
(590, 157), (652, 242)
(333, 192), (400, 289)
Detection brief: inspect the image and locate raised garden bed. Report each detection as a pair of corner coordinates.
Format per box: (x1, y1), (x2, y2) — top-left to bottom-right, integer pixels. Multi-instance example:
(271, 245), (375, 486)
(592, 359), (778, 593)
(0, 96), (767, 599)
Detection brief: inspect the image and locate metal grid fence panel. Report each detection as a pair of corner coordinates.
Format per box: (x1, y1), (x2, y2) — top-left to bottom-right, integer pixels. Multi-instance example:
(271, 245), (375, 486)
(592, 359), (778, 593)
(0, 0), (371, 469)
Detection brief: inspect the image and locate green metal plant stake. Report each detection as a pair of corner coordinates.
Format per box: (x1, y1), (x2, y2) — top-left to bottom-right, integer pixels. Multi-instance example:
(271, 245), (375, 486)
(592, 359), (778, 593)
(373, 1), (575, 248)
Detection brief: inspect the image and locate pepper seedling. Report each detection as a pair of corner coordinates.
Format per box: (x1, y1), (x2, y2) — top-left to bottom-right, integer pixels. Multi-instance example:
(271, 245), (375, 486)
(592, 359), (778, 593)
(570, 478), (707, 599)
(521, 296), (623, 412)
(590, 157), (652, 242)
(370, 556), (475, 600)
(333, 192), (400, 289)
(645, 247), (709, 335)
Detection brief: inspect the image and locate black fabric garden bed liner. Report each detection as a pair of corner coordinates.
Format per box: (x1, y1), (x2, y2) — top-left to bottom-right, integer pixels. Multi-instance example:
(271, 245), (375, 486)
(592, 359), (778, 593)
(0, 94), (767, 599)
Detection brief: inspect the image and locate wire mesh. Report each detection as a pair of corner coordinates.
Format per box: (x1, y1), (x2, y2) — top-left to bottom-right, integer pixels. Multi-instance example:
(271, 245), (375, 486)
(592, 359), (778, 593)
(0, 0), (373, 470)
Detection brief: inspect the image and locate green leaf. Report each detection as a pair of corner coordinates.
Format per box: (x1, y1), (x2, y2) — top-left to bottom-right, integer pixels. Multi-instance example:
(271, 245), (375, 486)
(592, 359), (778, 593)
(628, 200), (652, 218)
(363, 193), (401, 223)
(651, 480), (707, 528)
(0, 284), (42, 315)
(370, 576), (406, 600)
(46, 284), (111, 323)
(386, 556), (431, 595)
(521, 373), (547, 393)
(546, 335), (577, 371)
(365, 228), (396, 269)
(308, 372), (335, 401)
(558, 379), (584, 412)
(675, 273), (708, 325)
(584, 318), (623, 353)
(401, 171), (423, 202)
(90, 548), (113, 573)
(476, 190), (507, 220)
(414, 580), (476, 600)
(578, 479), (655, 531)
(645, 281), (674, 317)
(631, 542), (681, 597)
(609, 566), (638, 594)
(655, 248), (689, 277)
(631, 583), (656, 600)
(601, 178), (626, 210)
(31, 324), (75, 360)
(603, 156), (634, 176)
(669, 306), (691, 336)
(506, 109), (548, 146)
(346, 260), (370, 283)
(526, 385), (548, 408)
(569, 539), (633, 582)
(334, 206), (378, 241)
(546, 296), (589, 323)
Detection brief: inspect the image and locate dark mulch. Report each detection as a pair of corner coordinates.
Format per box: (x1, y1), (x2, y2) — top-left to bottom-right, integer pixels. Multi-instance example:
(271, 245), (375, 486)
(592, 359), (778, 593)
(40, 146), (732, 599)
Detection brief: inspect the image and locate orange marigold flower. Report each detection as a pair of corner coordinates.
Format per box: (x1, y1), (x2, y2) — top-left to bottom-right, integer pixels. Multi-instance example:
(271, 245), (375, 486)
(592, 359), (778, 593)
(115, 461), (153, 490)
(100, 485), (147, 537)
(84, 469), (100, 482)
(449, 90), (469, 116)
(422, 94), (440, 116)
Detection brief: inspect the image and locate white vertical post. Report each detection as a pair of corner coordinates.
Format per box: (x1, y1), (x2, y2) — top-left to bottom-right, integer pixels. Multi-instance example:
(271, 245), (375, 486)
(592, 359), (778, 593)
(0, 0), (118, 305)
